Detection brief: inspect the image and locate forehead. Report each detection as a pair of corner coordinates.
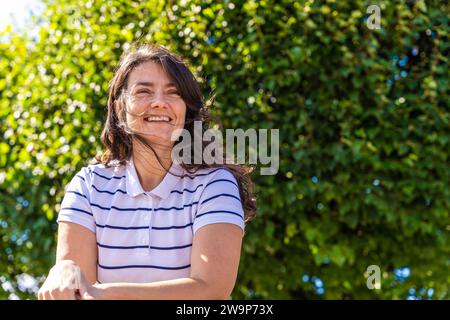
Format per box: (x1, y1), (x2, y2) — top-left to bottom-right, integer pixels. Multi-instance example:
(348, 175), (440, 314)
(127, 61), (175, 88)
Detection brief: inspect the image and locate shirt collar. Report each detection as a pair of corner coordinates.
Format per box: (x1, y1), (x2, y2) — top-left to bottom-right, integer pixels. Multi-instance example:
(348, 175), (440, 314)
(125, 157), (183, 199)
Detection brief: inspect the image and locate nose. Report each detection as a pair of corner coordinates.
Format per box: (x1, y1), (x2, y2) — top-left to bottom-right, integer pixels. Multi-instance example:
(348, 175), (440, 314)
(149, 92), (169, 109)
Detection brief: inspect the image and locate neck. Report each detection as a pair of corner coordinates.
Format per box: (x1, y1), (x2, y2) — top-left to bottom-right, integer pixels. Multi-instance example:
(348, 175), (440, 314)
(132, 140), (173, 192)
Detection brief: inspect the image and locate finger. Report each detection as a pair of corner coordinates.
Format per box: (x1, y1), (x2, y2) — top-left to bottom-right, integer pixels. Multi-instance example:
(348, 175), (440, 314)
(42, 291), (51, 300)
(63, 288), (77, 300)
(52, 287), (75, 300)
(82, 290), (95, 300)
(38, 283), (50, 300)
(48, 290), (56, 300)
(78, 281), (95, 300)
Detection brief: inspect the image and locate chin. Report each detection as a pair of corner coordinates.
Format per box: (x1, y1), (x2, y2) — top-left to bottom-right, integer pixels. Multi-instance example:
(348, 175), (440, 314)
(142, 135), (173, 148)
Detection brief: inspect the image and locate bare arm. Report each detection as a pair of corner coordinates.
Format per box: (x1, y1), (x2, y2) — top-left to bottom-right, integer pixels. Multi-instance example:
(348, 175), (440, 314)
(38, 221), (98, 300)
(90, 223), (243, 300)
(55, 221), (98, 284)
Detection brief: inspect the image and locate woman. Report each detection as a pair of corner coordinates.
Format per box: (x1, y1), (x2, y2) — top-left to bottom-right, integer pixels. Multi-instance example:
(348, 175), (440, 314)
(38, 44), (256, 300)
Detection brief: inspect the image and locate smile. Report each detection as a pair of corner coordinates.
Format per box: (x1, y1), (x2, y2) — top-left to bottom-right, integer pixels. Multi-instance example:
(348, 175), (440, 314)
(143, 115), (172, 122)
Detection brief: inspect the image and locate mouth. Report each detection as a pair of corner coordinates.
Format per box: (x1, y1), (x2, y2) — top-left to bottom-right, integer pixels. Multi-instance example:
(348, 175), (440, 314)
(143, 115), (172, 123)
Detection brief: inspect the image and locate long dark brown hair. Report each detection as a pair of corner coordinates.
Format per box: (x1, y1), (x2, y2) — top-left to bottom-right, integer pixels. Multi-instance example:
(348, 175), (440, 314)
(96, 43), (256, 223)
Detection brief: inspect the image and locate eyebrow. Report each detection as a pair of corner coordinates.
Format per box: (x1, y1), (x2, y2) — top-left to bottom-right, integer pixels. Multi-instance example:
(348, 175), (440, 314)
(133, 81), (177, 88)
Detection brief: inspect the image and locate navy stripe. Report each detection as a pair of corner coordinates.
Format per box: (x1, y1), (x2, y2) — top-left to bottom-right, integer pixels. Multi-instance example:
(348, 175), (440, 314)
(75, 175), (85, 182)
(97, 242), (192, 250)
(152, 244), (192, 250)
(200, 193), (241, 205)
(89, 181), (234, 198)
(78, 169), (231, 196)
(89, 201), (199, 212)
(92, 185), (127, 195)
(92, 168), (225, 181)
(154, 202), (199, 212)
(171, 184), (203, 195)
(78, 168), (225, 184)
(90, 203), (150, 212)
(74, 189), (238, 211)
(196, 210), (244, 220)
(95, 222), (193, 230)
(98, 263), (191, 270)
(60, 207), (93, 216)
(153, 222), (193, 230)
(66, 190), (87, 199)
(95, 223), (148, 230)
(182, 168), (224, 179)
(98, 243), (147, 249)
(92, 171), (126, 180)
(204, 178), (238, 189)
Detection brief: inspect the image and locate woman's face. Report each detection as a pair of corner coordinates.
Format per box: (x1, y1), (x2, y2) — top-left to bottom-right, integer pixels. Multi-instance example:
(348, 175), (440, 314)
(124, 61), (187, 147)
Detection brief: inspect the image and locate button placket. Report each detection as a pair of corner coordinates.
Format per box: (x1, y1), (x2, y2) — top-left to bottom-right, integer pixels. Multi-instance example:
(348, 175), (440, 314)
(146, 193), (154, 259)
(139, 193), (151, 256)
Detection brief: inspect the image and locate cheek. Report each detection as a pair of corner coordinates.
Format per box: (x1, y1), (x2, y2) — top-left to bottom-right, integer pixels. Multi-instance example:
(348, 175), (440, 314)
(127, 102), (145, 115)
(125, 103), (145, 126)
(175, 103), (187, 127)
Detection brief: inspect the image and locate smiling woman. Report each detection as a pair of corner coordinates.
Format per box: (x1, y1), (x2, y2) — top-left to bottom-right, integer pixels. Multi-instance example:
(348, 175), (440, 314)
(37, 44), (257, 300)
(122, 61), (187, 157)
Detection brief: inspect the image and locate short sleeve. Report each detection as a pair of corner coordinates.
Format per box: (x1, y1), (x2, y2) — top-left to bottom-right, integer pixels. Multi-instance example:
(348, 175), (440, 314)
(193, 169), (245, 235)
(56, 167), (96, 233)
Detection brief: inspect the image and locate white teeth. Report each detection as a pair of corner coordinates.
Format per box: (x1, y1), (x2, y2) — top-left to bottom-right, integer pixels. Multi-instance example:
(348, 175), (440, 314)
(144, 116), (170, 122)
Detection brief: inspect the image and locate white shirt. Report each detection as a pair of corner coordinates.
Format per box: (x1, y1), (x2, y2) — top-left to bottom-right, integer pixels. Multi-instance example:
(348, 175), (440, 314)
(56, 157), (245, 284)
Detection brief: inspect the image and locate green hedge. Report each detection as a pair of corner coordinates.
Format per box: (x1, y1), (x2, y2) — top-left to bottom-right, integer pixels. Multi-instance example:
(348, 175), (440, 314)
(0, 0), (448, 299)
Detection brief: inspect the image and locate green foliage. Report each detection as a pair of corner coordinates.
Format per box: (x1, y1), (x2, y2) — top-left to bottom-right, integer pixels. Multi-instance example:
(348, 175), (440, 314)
(0, 0), (448, 299)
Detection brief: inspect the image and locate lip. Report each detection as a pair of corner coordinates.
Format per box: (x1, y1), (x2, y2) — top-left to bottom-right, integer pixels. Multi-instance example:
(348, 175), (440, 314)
(143, 114), (173, 122)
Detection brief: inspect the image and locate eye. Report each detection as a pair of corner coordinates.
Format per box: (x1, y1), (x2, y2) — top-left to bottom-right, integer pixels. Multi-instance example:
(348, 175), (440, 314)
(136, 89), (153, 95)
(168, 90), (180, 96)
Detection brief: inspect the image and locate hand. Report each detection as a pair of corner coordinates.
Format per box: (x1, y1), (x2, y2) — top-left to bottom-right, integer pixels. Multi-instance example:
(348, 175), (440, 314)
(77, 273), (105, 300)
(38, 260), (82, 300)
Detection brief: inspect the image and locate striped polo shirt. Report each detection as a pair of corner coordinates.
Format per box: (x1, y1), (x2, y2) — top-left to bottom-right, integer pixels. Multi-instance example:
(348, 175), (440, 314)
(56, 157), (245, 284)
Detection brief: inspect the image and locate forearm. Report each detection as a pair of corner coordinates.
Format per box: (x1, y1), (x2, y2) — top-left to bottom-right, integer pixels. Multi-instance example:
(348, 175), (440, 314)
(96, 277), (228, 300)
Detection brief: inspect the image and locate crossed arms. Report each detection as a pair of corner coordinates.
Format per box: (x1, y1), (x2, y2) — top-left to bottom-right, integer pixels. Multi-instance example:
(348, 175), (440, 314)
(38, 221), (243, 300)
